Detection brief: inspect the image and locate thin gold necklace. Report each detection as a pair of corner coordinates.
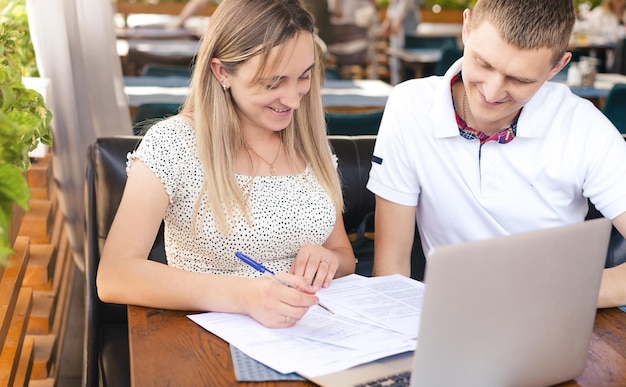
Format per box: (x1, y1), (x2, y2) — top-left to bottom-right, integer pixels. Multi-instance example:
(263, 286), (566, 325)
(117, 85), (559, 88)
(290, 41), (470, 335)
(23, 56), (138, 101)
(462, 91), (512, 133)
(245, 141), (282, 176)
(462, 90), (470, 126)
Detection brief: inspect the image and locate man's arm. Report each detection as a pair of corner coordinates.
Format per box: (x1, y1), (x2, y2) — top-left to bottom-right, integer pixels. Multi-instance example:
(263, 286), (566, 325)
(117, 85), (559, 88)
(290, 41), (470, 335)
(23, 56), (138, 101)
(371, 195), (416, 277)
(598, 211), (626, 308)
(167, 0), (211, 29)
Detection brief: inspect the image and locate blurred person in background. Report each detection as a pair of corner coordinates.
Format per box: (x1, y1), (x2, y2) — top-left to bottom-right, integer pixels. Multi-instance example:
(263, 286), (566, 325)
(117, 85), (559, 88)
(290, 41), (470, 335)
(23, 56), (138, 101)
(381, 0), (422, 84)
(326, 0), (378, 76)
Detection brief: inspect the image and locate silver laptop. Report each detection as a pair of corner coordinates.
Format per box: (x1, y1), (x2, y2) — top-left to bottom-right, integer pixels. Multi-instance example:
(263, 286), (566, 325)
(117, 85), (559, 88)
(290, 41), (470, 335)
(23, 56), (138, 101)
(306, 218), (611, 387)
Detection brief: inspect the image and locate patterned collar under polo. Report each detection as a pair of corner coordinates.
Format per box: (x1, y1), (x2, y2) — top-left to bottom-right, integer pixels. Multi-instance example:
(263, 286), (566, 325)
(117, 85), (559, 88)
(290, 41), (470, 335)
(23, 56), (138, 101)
(451, 73), (520, 145)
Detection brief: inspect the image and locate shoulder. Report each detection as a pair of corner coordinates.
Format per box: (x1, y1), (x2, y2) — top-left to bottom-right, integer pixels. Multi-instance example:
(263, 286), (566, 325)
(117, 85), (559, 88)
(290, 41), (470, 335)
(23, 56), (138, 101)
(140, 116), (196, 149)
(533, 82), (601, 117)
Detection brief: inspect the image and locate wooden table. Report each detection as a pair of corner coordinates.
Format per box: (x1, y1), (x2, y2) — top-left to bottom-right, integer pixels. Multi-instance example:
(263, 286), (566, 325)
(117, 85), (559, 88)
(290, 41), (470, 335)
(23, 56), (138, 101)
(128, 305), (626, 387)
(128, 305), (315, 386)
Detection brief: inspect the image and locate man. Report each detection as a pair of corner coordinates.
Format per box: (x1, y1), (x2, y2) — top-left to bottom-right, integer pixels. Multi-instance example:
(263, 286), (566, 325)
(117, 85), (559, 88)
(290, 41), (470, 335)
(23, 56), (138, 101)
(367, 0), (626, 308)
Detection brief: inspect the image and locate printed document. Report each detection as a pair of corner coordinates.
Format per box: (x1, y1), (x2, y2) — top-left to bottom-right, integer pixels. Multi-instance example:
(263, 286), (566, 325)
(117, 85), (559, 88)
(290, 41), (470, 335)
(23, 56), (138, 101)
(188, 274), (425, 377)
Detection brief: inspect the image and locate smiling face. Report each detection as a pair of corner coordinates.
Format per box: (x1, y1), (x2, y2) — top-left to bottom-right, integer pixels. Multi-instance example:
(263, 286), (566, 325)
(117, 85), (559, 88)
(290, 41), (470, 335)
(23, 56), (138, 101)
(218, 32), (315, 136)
(460, 12), (570, 134)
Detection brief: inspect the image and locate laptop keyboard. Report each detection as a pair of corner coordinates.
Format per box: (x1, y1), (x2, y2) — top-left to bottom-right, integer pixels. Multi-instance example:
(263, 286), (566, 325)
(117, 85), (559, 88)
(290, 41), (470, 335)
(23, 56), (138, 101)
(355, 371), (411, 387)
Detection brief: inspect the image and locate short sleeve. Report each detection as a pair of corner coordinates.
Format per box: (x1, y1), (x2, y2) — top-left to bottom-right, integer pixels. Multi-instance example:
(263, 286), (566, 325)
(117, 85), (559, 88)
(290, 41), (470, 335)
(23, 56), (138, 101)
(126, 118), (196, 201)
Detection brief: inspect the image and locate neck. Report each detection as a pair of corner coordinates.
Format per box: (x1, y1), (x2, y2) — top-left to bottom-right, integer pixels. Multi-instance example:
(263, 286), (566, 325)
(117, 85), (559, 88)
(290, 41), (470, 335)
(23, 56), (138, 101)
(457, 85), (517, 136)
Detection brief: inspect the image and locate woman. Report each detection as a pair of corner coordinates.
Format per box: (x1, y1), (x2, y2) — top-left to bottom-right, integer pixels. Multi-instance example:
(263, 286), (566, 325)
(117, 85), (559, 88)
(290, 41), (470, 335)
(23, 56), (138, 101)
(97, 0), (355, 328)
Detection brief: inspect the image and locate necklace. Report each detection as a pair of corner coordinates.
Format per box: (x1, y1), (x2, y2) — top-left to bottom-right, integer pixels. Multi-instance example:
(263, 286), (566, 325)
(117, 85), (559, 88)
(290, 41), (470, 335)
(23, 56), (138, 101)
(245, 140), (282, 176)
(462, 90), (513, 133)
(462, 90), (470, 126)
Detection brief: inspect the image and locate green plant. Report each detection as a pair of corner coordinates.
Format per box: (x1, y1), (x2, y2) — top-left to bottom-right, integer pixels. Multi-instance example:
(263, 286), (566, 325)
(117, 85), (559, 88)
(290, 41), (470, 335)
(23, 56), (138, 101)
(0, 0), (53, 264)
(574, 0), (601, 10)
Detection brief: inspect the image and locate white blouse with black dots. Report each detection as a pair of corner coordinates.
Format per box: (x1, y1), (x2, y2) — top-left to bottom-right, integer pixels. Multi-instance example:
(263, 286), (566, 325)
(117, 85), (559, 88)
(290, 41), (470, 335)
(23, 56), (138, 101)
(127, 117), (337, 277)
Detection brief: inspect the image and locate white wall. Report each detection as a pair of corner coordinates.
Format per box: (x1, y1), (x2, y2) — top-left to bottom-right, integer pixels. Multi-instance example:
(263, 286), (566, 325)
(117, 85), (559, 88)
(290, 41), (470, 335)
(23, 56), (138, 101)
(26, 0), (132, 271)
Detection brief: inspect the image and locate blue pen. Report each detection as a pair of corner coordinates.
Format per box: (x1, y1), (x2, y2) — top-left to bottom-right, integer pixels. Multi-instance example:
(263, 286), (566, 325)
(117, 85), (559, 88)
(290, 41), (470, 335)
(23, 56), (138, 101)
(235, 251), (334, 314)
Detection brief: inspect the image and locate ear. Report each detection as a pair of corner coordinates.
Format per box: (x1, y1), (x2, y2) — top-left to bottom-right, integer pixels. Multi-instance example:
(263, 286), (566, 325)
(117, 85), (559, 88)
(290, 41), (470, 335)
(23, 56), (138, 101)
(547, 52), (572, 80)
(210, 58), (228, 86)
(461, 8), (472, 47)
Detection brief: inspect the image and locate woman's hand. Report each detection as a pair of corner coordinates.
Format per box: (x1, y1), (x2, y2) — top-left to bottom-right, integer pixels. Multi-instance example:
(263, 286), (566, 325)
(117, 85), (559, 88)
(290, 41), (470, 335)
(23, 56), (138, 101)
(245, 273), (319, 328)
(290, 244), (339, 290)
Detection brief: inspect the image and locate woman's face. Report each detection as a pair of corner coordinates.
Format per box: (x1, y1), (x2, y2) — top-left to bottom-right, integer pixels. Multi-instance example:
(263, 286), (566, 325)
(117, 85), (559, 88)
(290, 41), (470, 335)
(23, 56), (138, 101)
(227, 32), (315, 135)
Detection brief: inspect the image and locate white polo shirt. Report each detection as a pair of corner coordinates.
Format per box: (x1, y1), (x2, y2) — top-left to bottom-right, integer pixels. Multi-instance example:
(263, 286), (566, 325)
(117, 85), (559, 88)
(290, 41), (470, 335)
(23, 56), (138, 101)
(367, 59), (626, 256)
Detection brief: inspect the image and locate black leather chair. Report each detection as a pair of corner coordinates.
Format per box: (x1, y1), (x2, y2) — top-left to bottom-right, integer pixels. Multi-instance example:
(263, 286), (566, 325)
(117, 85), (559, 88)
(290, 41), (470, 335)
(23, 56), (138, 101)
(84, 136), (166, 387)
(585, 200), (626, 268)
(325, 110), (383, 136)
(132, 102), (182, 135)
(434, 45), (464, 76)
(83, 134), (427, 386)
(330, 135), (426, 279)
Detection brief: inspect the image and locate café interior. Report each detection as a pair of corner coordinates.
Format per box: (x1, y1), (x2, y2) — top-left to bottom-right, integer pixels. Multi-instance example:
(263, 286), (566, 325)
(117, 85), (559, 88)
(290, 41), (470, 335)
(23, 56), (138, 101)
(2, 1), (626, 386)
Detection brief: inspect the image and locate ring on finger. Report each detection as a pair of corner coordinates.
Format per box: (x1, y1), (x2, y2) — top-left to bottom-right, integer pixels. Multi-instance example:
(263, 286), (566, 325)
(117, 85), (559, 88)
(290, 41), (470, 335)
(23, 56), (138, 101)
(321, 259), (329, 264)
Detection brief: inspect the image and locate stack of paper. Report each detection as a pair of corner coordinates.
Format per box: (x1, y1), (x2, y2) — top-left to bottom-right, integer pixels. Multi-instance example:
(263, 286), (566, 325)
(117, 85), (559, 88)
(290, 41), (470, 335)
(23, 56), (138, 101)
(188, 274), (425, 378)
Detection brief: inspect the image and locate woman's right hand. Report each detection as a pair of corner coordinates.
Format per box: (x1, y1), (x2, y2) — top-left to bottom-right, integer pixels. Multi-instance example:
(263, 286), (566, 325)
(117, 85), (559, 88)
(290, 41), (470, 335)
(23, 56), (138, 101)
(245, 273), (319, 328)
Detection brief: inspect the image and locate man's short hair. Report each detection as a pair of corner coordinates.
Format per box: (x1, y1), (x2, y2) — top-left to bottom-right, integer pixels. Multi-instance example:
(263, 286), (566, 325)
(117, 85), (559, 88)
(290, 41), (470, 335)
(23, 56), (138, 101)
(470, 0), (575, 65)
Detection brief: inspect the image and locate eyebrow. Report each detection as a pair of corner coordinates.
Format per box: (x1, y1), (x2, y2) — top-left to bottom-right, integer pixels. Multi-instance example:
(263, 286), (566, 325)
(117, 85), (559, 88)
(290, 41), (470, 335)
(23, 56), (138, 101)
(475, 53), (537, 83)
(263, 63), (315, 83)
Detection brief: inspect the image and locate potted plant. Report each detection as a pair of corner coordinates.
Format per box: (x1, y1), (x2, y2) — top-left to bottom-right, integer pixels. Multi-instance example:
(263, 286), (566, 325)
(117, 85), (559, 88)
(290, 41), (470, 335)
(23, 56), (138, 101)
(0, 0), (53, 265)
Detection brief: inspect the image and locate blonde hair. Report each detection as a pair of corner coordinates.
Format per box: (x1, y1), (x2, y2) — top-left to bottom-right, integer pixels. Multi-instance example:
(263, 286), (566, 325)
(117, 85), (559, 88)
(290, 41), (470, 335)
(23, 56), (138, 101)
(470, 0), (575, 65)
(179, 0), (343, 235)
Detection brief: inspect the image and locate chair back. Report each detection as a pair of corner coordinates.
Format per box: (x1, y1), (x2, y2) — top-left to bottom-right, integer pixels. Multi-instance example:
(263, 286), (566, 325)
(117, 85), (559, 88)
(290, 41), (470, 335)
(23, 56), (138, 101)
(132, 103), (182, 135)
(325, 110), (384, 136)
(434, 45), (464, 76)
(602, 83), (626, 134)
(84, 136), (166, 387)
(328, 135), (426, 279)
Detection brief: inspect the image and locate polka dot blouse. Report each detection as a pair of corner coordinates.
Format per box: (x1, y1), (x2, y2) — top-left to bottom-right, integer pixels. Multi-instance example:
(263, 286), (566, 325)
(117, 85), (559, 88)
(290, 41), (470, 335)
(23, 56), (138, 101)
(127, 117), (337, 277)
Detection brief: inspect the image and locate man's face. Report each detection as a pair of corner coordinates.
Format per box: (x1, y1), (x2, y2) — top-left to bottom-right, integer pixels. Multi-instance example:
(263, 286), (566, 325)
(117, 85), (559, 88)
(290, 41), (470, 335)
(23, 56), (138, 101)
(460, 16), (569, 132)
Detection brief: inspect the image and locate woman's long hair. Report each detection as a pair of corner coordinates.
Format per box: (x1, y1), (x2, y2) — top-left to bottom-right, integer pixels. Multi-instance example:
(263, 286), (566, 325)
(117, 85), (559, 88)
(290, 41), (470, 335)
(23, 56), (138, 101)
(179, 0), (343, 236)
